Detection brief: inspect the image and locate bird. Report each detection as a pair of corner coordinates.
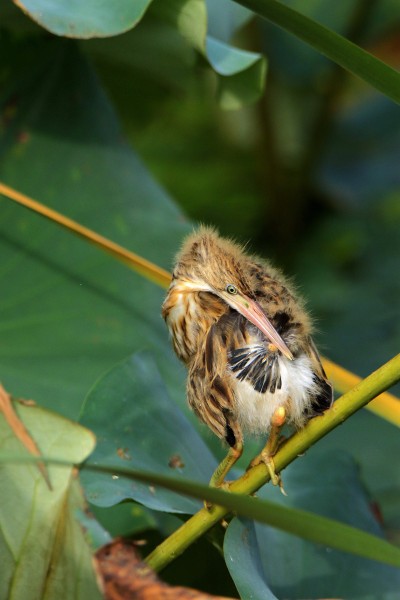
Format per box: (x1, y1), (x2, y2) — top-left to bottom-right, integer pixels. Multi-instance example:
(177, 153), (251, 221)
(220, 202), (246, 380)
(162, 227), (333, 493)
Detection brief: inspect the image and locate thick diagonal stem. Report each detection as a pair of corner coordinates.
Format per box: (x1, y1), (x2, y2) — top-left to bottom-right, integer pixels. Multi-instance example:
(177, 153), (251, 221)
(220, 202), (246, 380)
(146, 353), (400, 572)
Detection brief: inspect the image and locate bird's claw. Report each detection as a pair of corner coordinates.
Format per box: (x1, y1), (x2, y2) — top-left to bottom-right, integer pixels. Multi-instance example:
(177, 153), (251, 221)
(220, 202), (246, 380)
(248, 453), (287, 496)
(265, 457), (287, 496)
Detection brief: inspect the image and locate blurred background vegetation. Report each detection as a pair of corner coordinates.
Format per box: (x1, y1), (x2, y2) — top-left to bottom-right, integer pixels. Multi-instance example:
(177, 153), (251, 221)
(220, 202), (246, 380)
(0, 0), (399, 598)
(92, 0), (400, 379)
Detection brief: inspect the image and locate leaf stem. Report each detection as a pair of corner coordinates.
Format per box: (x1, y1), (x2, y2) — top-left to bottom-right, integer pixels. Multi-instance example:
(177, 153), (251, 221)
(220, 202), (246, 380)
(0, 181), (171, 288)
(145, 352), (400, 572)
(233, 0), (400, 103)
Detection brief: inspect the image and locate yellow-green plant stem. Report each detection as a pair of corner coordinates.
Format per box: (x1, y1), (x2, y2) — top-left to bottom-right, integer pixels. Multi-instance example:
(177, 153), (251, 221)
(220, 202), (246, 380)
(146, 353), (400, 572)
(323, 357), (400, 426)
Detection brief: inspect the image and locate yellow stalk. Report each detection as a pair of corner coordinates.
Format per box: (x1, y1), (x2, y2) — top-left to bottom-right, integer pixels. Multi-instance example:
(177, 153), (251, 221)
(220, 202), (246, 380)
(323, 357), (400, 427)
(0, 182), (171, 288)
(1, 181), (399, 426)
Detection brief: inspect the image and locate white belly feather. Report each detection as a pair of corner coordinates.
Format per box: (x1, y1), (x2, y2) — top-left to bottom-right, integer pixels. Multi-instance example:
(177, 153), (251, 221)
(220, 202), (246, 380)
(230, 354), (317, 435)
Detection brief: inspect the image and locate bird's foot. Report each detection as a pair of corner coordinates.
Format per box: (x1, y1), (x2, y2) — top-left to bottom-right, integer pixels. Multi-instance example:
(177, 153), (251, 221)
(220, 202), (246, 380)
(248, 452), (287, 496)
(246, 405), (288, 494)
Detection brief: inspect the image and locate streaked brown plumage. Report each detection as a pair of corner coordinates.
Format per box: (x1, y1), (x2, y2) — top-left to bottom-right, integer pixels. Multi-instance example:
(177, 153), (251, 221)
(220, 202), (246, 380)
(162, 227), (332, 489)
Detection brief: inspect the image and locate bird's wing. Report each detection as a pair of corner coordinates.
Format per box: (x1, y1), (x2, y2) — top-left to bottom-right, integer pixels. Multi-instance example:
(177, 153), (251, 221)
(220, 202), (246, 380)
(187, 311), (241, 443)
(208, 312), (282, 395)
(305, 336), (334, 412)
(229, 344), (281, 394)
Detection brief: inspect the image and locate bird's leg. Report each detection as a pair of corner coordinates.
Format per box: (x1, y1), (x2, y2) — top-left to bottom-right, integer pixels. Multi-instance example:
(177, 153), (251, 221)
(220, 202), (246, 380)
(248, 405), (287, 494)
(205, 440), (243, 510)
(209, 440), (243, 489)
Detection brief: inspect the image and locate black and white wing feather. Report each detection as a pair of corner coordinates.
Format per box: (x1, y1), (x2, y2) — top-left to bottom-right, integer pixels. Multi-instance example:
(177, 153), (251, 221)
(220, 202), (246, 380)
(229, 345), (282, 394)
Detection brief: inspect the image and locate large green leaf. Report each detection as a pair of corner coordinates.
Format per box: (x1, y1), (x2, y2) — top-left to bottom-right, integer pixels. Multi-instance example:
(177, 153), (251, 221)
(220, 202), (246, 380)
(0, 398), (100, 599)
(80, 352), (217, 514)
(224, 451), (400, 598)
(0, 34), (190, 419)
(235, 0), (400, 103)
(11, 0), (152, 37)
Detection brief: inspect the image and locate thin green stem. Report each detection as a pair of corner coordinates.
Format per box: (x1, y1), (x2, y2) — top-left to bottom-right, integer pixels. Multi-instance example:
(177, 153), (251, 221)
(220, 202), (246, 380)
(233, 0), (400, 103)
(145, 353), (400, 572)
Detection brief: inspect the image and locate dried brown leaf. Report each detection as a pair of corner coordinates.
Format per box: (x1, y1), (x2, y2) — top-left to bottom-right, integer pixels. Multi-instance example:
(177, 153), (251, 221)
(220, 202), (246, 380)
(95, 538), (235, 600)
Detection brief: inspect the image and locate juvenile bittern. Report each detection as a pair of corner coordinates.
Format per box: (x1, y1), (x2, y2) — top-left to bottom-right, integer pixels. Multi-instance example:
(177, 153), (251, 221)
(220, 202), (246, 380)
(162, 227), (332, 492)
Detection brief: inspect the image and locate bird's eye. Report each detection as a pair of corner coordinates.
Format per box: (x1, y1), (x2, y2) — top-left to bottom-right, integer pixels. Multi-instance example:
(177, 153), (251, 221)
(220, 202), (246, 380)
(226, 284), (237, 295)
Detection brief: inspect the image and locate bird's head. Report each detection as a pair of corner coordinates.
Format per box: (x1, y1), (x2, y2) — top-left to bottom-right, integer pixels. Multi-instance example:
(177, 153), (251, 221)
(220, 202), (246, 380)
(171, 227), (293, 359)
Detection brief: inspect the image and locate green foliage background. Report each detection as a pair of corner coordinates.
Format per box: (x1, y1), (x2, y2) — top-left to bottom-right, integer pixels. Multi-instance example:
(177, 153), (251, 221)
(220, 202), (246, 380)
(0, 0), (399, 598)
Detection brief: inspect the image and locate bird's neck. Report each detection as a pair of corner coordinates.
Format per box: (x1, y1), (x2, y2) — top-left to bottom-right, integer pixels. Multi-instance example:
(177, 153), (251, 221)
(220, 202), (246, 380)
(162, 281), (227, 363)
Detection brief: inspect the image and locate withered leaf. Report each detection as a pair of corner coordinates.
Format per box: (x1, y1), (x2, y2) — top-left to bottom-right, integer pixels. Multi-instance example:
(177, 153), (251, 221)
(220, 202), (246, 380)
(95, 538), (235, 600)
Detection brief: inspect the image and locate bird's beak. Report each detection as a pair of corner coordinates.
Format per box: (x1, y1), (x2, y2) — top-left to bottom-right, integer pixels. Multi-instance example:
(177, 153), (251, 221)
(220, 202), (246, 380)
(221, 292), (294, 360)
